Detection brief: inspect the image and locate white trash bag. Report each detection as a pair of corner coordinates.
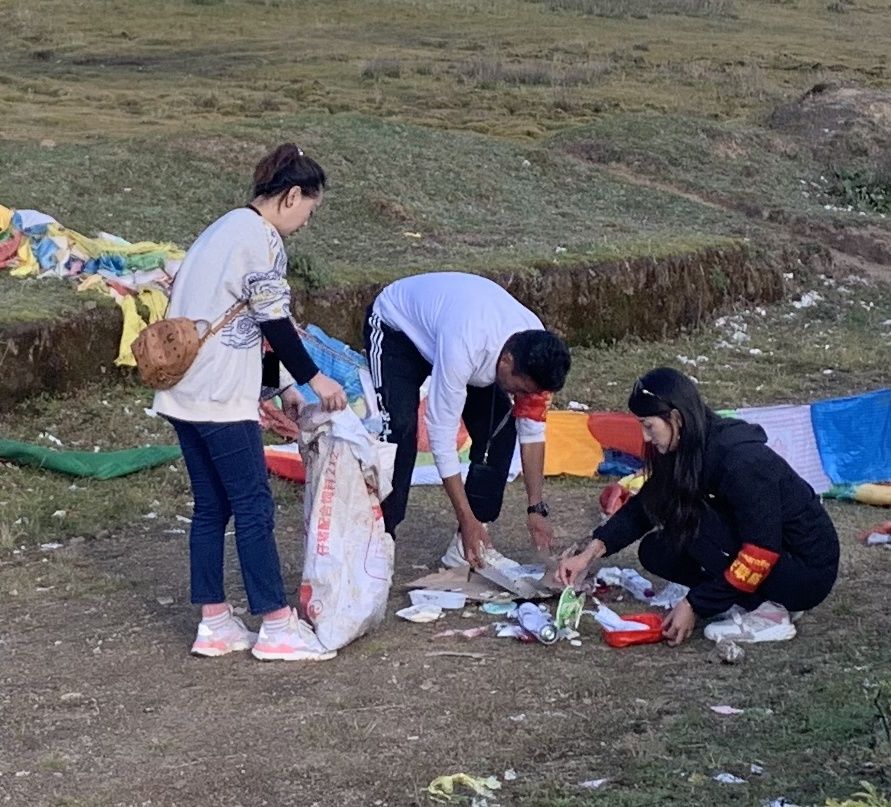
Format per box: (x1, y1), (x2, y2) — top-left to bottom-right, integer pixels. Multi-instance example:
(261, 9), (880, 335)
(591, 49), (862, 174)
(298, 406), (395, 651)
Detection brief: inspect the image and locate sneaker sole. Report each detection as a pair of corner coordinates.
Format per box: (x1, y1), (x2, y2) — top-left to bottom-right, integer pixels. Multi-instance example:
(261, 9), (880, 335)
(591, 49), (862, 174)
(251, 648), (337, 662)
(191, 640), (254, 657)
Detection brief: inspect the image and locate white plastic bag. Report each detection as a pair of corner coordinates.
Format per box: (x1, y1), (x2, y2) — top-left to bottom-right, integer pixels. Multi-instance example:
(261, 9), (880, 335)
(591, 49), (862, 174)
(298, 407), (395, 651)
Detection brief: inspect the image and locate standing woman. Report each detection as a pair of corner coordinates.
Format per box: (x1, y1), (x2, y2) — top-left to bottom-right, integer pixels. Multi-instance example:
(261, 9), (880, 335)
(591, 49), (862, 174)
(154, 143), (347, 661)
(557, 367), (839, 645)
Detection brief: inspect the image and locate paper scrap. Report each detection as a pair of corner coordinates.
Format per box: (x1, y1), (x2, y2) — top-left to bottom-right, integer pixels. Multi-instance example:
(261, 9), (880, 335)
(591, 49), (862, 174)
(714, 772), (747, 784)
(590, 605), (649, 632)
(433, 626), (489, 640)
(396, 604), (443, 623)
(427, 773), (501, 802)
(710, 705), (745, 716)
(579, 778), (609, 789)
(651, 582), (690, 610)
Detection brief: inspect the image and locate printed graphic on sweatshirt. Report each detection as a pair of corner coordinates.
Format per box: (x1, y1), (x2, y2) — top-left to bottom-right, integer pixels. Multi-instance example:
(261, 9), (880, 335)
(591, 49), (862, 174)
(222, 267), (292, 349)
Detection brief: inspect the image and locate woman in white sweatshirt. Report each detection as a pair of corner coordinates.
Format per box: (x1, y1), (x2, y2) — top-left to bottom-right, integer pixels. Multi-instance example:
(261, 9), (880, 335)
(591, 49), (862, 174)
(154, 143), (346, 662)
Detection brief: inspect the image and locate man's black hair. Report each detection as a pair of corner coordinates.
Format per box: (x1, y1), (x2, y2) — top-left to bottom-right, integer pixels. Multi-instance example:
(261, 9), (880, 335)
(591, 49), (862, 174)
(504, 330), (571, 391)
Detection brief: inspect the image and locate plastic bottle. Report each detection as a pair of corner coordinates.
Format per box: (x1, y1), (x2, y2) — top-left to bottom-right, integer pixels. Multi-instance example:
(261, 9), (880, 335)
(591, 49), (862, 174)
(516, 602), (558, 644)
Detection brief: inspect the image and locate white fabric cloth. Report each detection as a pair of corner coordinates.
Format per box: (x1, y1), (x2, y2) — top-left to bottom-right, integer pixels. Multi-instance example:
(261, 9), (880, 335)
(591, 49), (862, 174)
(153, 209), (291, 423)
(372, 272), (546, 478)
(737, 404), (833, 494)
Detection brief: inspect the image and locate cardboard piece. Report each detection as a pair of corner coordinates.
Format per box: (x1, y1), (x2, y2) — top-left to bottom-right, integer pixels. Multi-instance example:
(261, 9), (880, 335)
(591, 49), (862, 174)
(405, 564), (560, 601)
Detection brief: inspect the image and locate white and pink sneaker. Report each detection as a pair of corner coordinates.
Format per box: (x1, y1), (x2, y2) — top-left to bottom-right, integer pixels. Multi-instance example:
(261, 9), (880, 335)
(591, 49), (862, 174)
(191, 609), (257, 657)
(704, 601), (797, 643)
(251, 609), (336, 662)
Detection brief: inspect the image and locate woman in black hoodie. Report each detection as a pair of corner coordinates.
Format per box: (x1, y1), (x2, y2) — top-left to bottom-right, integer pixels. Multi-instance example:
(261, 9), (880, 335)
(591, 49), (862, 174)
(557, 367), (839, 646)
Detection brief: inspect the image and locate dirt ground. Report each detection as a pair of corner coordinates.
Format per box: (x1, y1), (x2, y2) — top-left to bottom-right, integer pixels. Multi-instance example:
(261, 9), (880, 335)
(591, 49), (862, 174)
(2, 479), (889, 807)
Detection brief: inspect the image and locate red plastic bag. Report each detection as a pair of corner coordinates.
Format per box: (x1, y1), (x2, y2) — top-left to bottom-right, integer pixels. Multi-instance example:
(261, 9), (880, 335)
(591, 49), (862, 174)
(602, 612), (664, 648)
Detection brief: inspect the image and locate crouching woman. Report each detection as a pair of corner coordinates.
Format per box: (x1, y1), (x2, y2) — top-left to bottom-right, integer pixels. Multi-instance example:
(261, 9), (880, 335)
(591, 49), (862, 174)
(557, 367), (839, 645)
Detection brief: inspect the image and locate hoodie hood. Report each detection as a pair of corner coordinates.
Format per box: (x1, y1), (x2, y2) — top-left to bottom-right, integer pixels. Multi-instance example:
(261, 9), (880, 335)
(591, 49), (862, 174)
(703, 416), (768, 483)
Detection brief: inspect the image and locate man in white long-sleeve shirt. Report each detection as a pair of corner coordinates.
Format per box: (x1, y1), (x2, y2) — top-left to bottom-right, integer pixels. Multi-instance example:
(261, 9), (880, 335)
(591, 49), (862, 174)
(363, 272), (571, 568)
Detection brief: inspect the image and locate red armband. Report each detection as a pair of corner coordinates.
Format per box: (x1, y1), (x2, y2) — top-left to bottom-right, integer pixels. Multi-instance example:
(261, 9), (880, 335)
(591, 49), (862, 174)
(512, 392), (550, 422)
(724, 543), (780, 593)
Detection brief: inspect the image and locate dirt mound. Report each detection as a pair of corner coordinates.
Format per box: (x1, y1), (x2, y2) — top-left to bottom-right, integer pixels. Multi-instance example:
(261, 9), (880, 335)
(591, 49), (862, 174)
(769, 83), (891, 163)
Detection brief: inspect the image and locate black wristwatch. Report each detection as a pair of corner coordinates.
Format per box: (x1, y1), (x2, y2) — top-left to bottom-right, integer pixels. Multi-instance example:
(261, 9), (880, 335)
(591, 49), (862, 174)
(527, 501), (550, 517)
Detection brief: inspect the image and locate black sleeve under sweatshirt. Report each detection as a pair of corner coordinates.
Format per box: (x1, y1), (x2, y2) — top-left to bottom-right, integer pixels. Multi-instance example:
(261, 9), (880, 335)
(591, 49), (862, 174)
(258, 318), (318, 387)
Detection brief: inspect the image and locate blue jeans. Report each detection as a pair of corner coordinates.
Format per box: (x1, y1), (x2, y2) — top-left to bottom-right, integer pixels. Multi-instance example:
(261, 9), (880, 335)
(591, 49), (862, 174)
(168, 418), (287, 615)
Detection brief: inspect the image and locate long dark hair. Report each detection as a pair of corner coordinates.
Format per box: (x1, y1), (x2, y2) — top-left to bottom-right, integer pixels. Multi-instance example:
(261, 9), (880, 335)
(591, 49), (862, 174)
(628, 367), (715, 546)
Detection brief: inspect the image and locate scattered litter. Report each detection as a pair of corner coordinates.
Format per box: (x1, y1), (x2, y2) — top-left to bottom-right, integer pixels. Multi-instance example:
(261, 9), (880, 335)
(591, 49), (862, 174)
(791, 291), (822, 309)
(567, 400), (590, 411)
(715, 638), (746, 664)
(762, 798), (800, 807)
(410, 589), (467, 609)
(475, 563), (552, 599)
(403, 231), (423, 239)
(143, 407), (158, 418)
(461, 610), (475, 618)
(427, 773), (501, 803)
(503, 769), (518, 781)
(143, 512), (158, 520)
(494, 623), (528, 640)
(750, 763), (764, 775)
(175, 515), (192, 524)
(38, 432), (63, 447)
(589, 604), (649, 632)
(39, 542), (63, 551)
(406, 566), (513, 602)
(508, 713), (526, 722)
(578, 778), (608, 790)
(481, 601), (517, 616)
(710, 705), (745, 716)
(555, 587), (586, 630)
(650, 582), (690, 610)
(517, 602), (558, 644)
(51, 510), (66, 519)
(433, 626), (489, 640)
(396, 604), (443, 623)
(865, 533), (891, 545)
(156, 596), (174, 606)
(714, 772), (747, 784)
(596, 567), (654, 601)
(570, 639), (583, 647)
(163, 529), (186, 535)
(860, 522), (891, 545)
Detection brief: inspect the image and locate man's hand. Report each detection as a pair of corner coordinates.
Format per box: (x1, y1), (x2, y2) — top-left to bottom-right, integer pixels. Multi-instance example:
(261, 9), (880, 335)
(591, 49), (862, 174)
(527, 512), (554, 552)
(662, 598), (696, 646)
(458, 517), (488, 568)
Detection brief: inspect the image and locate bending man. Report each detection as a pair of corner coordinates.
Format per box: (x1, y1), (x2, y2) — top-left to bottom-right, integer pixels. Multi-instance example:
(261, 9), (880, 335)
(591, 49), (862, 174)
(364, 272), (571, 568)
